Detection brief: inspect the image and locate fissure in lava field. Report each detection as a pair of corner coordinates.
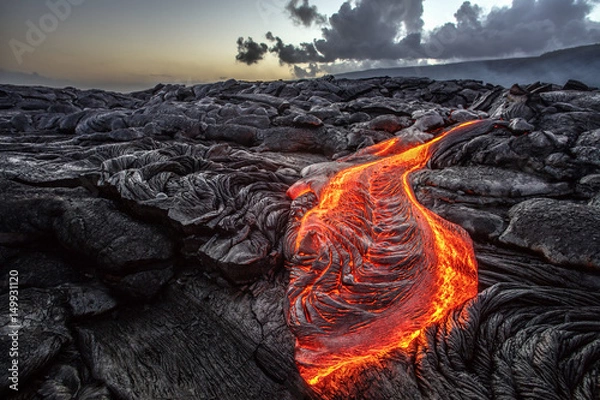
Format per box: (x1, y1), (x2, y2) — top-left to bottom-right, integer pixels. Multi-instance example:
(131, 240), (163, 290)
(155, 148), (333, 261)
(285, 120), (487, 387)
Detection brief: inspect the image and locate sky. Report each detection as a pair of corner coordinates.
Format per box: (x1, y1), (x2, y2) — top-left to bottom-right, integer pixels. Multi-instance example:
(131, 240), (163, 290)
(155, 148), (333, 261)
(0, 0), (599, 91)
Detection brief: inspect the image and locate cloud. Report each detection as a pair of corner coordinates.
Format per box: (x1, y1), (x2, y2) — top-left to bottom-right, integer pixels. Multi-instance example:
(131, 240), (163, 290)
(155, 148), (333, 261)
(266, 31), (326, 63)
(454, 1), (483, 29)
(293, 63), (321, 78)
(425, 0), (600, 58)
(313, 0), (424, 61)
(236, 0), (600, 75)
(235, 37), (269, 65)
(252, 0), (427, 65)
(286, 0), (326, 26)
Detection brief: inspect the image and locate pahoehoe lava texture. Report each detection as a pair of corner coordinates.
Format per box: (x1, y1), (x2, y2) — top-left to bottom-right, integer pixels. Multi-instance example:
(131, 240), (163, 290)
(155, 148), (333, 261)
(284, 121), (501, 386)
(1, 77), (599, 399)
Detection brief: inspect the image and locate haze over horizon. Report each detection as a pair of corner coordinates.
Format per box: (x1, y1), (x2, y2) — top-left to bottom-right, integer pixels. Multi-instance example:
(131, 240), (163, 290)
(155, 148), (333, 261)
(1, 0), (600, 92)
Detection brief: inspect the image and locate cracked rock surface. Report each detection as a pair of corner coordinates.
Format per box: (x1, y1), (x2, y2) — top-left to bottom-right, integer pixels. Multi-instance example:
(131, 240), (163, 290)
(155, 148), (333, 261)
(1, 76), (599, 399)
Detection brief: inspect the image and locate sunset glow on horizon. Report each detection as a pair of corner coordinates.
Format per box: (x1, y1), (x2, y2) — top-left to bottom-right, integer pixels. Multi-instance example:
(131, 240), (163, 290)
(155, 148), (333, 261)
(1, 0), (599, 91)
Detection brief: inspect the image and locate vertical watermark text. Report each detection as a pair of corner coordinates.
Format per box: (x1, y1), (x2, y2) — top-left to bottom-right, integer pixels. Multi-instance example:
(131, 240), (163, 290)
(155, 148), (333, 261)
(7, 270), (20, 392)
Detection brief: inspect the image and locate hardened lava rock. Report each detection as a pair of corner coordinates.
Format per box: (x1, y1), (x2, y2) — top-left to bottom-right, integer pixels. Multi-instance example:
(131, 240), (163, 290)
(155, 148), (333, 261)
(0, 77), (599, 399)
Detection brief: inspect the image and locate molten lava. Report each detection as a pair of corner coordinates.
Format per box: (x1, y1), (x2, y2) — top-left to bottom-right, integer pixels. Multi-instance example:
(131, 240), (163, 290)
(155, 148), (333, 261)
(285, 120), (487, 387)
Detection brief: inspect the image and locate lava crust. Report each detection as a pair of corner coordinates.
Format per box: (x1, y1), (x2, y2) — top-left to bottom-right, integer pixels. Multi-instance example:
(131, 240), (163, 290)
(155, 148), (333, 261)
(285, 120), (498, 385)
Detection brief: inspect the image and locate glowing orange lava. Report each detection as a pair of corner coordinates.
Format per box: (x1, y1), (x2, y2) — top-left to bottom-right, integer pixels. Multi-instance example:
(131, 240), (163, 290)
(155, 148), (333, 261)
(285, 120), (486, 387)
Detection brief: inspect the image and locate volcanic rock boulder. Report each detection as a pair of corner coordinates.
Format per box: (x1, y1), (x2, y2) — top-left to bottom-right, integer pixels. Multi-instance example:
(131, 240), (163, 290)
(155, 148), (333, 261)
(500, 198), (600, 270)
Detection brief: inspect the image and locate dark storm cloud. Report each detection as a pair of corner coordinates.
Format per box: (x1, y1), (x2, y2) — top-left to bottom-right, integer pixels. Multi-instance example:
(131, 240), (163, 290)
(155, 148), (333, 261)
(312, 0), (424, 61)
(266, 31), (326, 63)
(286, 0), (326, 26)
(235, 37), (268, 65)
(235, 0), (426, 66)
(426, 0), (600, 59)
(236, 0), (600, 72)
(262, 0), (425, 64)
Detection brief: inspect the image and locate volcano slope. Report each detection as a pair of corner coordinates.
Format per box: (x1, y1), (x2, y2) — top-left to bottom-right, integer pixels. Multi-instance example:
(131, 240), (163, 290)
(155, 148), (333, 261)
(0, 77), (599, 400)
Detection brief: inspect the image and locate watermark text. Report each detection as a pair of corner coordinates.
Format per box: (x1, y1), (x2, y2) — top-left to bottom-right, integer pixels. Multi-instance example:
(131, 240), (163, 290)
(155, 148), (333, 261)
(9, 0), (86, 65)
(7, 270), (20, 391)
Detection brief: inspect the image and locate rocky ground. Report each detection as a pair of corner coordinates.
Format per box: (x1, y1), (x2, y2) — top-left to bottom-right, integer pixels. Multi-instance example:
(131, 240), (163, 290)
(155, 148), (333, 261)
(0, 76), (599, 400)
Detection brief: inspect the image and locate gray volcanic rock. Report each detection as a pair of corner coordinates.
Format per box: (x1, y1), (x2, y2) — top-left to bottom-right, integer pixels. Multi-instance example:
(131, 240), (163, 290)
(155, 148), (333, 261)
(508, 117), (534, 132)
(500, 198), (600, 270)
(573, 128), (600, 166)
(413, 110), (444, 131)
(54, 198), (174, 274)
(93, 140), (302, 284)
(422, 204), (506, 240)
(366, 114), (412, 133)
(1, 76), (599, 400)
(0, 180), (175, 299)
(76, 275), (305, 400)
(413, 166), (572, 206)
(0, 289), (70, 387)
(65, 284), (118, 317)
(292, 113), (323, 128)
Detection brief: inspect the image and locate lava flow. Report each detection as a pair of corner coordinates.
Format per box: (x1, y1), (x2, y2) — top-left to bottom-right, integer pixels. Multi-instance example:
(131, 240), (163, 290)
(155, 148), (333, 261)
(285, 120), (491, 387)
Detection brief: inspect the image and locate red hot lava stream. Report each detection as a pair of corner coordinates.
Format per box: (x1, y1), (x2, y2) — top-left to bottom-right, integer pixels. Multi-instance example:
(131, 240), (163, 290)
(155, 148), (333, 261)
(285, 120), (486, 387)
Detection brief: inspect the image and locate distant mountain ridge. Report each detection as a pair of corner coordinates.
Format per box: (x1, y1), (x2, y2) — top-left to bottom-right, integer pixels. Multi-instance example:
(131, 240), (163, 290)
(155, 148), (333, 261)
(336, 44), (600, 88)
